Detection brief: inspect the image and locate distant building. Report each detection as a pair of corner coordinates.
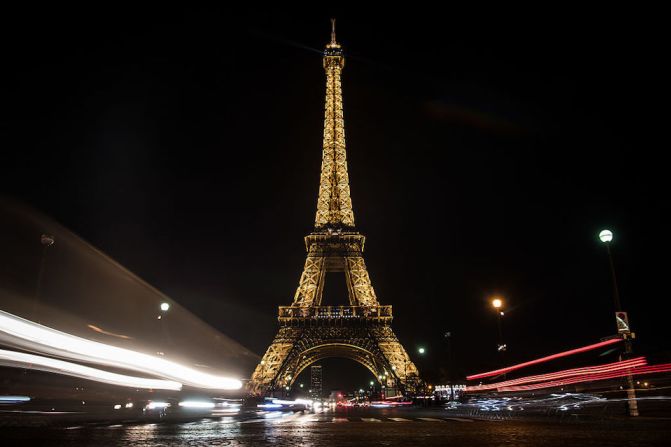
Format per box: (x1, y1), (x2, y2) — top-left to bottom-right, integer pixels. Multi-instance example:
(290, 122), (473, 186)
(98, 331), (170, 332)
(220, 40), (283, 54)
(310, 365), (323, 398)
(435, 384), (466, 400)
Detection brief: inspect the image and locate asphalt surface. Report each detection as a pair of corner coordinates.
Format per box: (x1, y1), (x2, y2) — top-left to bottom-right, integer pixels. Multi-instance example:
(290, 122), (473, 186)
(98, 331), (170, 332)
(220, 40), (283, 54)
(3, 407), (671, 446)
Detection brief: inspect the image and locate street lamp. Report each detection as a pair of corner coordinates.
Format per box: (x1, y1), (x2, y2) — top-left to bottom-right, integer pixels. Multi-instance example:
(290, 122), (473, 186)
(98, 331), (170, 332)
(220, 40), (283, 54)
(33, 234), (55, 320)
(599, 229), (613, 243)
(598, 229), (622, 314)
(160, 302), (170, 312)
(415, 347), (428, 404)
(491, 297), (506, 353)
(259, 360), (266, 395)
(598, 228), (638, 417)
(444, 331), (454, 400)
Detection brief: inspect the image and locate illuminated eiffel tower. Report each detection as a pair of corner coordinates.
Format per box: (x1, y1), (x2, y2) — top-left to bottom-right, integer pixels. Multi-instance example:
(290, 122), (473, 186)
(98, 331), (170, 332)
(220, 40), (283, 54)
(249, 21), (419, 395)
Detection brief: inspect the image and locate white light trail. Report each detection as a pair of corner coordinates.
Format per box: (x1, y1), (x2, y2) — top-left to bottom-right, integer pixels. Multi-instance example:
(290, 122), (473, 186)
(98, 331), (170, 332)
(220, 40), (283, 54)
(0, 310), (242, 390)
(146, 401), (170, 410)
(0, 349), (182, 390)
(178, 400), (215, 409)
(0, 395), (31, 403)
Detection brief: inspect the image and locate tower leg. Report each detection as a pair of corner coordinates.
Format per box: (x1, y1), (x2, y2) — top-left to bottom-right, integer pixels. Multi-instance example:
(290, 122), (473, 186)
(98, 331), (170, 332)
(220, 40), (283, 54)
(248, 327), (301, 395)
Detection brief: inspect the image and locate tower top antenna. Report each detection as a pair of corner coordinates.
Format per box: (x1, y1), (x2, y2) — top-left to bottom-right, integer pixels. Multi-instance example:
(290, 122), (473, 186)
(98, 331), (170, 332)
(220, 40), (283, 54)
(330, 18), (337, 45)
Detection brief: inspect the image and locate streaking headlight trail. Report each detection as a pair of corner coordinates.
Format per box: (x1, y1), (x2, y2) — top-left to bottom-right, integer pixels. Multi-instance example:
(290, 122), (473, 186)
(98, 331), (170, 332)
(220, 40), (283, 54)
(0, 349), (182, 390)
(178, 400), (216, 409)
(0, 310), (242, 390)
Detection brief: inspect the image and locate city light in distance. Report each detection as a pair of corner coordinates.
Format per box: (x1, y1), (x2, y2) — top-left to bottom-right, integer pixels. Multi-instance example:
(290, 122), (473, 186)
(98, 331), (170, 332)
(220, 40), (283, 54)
(160, 302), (170, 312)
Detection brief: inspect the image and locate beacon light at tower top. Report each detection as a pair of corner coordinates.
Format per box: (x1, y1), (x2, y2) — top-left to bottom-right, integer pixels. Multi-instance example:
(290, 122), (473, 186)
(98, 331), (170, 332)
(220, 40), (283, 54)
(0, 310), (242, 390)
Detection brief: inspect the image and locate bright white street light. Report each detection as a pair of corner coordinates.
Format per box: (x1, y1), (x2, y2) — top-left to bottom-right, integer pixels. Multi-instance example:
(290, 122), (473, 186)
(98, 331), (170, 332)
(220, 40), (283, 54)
(160, 302), (170, 312)
(599, 229), (613, 243)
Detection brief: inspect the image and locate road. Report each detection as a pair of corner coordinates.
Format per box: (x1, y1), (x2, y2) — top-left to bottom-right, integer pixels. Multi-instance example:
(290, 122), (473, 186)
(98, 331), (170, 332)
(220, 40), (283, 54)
(3, 406), (671, 446)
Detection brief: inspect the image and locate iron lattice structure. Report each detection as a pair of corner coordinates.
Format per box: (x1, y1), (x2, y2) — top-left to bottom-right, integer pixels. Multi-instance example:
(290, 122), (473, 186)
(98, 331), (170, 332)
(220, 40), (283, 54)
(249, 22), (419, 395)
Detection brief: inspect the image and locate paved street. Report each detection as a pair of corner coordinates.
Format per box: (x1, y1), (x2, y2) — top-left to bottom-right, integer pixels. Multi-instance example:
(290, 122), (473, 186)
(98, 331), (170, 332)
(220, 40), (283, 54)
(4, 407), (671, 446)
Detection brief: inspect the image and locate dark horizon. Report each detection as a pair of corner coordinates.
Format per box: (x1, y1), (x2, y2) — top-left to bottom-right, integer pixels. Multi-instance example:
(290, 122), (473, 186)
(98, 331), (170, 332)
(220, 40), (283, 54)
(2, 7), (669, 388)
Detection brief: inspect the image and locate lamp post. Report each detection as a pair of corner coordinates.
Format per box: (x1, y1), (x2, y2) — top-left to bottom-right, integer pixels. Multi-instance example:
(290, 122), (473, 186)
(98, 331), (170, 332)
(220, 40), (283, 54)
(491, 298), (506, 354)
(285, 374), (292, 397)
(444, 331), (454, 400)
(599, 229), (638, 417)
(157, 301), (172, 353)
(403, 358), (409, 397)
(417, 347), (427, 405)
(33, 234), (55, 321)
(599, 230), (622, 312)
(260, 360), (266, 396)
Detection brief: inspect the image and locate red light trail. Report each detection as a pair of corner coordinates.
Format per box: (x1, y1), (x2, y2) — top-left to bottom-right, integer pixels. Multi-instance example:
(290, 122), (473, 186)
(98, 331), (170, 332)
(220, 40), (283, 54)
(465, 360), (671, 393)
(465, 357), (646, 392)
(496, 362), (671, 392)
(466, 338), (623, 381)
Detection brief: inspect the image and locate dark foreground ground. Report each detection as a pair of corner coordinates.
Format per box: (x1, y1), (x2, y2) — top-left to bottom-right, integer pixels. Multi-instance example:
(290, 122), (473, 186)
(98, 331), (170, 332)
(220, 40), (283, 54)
(3, 407), (671, 447)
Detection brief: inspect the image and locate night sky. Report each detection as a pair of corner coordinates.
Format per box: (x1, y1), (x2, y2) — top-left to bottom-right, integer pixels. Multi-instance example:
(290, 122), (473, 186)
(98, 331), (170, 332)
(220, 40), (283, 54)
(2, 7), (669, 390)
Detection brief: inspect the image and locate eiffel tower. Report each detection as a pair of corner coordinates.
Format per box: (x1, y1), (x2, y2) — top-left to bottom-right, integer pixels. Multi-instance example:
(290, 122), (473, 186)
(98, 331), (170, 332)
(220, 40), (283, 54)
(249, 21), (419, 395)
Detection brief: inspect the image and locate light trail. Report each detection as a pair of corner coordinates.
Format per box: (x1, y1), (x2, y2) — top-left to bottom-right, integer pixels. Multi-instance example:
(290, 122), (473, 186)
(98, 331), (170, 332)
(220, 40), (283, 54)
(0, 310), (242, 390)
(466, 357), (647, 392)
(87, 324), (132, 339)
(178, 401), (215, 409)
(0, 349), (182, 390)
(467, 338), (623, 381)
(465, 361), (671, 393)
(0, 395), (31, 403)
(498, 363), (671, 392)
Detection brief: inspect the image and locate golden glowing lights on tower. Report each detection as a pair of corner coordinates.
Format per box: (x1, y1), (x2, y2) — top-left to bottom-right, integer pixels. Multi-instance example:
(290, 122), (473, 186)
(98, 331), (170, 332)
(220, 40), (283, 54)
(315, 18), (354, 229)
(249, 21), (419, 396)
